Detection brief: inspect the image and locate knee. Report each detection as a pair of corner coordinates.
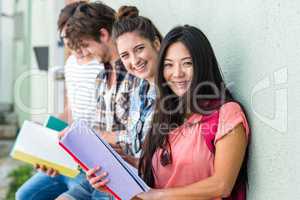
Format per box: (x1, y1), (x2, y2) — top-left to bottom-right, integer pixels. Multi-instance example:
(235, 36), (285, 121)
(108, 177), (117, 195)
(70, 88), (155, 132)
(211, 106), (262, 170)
(15, 185), (28, 200)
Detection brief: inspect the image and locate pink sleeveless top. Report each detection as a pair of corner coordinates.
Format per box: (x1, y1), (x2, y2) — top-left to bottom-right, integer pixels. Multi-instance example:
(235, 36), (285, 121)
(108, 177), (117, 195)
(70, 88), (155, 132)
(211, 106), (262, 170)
(152, 102), (249, 196)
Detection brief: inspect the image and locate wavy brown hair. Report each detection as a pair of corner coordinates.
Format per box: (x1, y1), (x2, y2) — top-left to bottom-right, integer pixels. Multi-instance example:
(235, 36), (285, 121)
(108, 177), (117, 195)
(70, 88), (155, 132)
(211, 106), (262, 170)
(57, 1), (87, 34)
(112, 5), (162, 43)
(64, 1), (116, 50)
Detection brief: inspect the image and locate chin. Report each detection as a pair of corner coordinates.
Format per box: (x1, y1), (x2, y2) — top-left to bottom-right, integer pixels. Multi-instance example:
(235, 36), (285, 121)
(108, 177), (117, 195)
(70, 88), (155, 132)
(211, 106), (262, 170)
(135, 72), (149, 80)
(174, 90), (188, 97)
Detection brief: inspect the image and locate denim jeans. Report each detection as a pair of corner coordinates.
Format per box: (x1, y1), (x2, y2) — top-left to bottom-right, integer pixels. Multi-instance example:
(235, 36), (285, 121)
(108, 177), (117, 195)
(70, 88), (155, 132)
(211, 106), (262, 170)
(58, 179), (113, 200)
(16, 171), (111, 200)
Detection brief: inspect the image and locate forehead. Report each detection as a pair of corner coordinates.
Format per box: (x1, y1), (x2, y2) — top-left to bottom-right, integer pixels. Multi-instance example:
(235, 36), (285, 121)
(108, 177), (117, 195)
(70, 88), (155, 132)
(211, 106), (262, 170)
(79, 37), (97, 46)
(165, 42), (191, 60)
(116, 32), (150, 50)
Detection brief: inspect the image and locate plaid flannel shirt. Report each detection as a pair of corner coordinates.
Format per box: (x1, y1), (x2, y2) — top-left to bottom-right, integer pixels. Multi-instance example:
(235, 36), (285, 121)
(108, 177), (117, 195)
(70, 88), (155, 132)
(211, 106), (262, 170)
(93, 60), (140, 145)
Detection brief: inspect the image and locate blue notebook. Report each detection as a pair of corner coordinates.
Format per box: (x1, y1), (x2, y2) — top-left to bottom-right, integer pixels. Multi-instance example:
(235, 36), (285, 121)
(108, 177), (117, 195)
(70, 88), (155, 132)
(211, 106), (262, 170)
(59, 120), (149, 200)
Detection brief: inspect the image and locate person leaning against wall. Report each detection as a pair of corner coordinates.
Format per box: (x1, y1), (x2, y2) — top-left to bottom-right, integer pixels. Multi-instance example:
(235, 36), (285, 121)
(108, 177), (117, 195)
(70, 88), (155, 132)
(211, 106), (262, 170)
(87, 25), (250, 200)
(15, 1), (107, 200)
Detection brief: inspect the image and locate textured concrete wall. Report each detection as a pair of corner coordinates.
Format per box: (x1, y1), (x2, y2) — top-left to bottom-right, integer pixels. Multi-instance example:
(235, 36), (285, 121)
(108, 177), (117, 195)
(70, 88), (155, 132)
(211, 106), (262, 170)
(101, 0), (300, 199)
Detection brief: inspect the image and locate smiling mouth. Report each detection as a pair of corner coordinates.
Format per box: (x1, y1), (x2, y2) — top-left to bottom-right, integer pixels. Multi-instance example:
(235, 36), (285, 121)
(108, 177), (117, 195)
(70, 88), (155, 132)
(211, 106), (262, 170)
(134, 63), (147, 72)
(171, 81), (191, 88)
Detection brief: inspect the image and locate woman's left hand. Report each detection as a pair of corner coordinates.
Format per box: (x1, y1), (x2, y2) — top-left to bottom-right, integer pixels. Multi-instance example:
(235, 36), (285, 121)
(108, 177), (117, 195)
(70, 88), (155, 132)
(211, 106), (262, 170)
(86, 166), (110, 193)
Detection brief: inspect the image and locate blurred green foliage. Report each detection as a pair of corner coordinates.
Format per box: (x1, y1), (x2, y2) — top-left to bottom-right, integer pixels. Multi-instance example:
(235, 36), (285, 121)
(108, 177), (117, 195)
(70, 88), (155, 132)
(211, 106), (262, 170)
(5, 165), (33, 200)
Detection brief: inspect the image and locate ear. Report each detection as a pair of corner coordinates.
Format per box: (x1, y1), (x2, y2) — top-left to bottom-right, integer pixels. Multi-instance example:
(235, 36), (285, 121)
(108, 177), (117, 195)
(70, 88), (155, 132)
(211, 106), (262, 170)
(153, 37), (161, 52)
(98, 28), (111, 43)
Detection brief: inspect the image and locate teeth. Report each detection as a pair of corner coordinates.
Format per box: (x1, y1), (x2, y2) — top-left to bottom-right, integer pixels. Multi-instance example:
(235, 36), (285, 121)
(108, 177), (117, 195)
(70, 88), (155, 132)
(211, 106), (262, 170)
(135, 64), (145, 72)
(172, 81), (189, 88)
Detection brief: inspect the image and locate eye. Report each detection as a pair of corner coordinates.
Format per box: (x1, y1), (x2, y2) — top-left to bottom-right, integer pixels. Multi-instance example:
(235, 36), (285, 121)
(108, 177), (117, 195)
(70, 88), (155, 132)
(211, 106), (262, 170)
(163, 63), (172, 68)
(183, 61), (193, 67)
(136, 45), (145, 53)
(120, 53), (129, 60)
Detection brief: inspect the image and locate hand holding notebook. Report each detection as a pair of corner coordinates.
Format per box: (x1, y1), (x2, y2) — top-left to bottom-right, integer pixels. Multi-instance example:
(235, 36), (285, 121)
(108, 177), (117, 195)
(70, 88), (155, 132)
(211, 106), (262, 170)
(59, 120), (149, 200)
(10, 120), (79, 177)
(35, 115), (69, 176)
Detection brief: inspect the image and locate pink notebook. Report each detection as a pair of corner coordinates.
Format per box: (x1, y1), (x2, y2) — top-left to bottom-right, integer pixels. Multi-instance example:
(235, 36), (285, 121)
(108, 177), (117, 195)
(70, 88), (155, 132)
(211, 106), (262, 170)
(59, 120), (149, 200)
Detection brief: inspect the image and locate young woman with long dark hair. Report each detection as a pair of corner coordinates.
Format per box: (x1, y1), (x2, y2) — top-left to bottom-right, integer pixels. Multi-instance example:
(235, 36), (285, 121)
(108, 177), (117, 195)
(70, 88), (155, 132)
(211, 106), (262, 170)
(135, 25), (250, 200)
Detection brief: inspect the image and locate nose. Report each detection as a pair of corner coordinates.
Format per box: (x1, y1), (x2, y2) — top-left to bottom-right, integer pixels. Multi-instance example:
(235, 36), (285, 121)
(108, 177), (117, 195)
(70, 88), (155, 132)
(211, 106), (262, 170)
(80, 47), (90, 57)
(173, 64), (185, 78)
(74, 48), (84, 58)
(130, 53), (141, 68)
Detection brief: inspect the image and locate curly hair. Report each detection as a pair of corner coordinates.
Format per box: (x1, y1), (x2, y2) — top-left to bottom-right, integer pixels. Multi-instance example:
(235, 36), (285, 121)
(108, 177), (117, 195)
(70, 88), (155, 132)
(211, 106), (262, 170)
(65, 1), (116, 50)
(57, 1), (87, 34)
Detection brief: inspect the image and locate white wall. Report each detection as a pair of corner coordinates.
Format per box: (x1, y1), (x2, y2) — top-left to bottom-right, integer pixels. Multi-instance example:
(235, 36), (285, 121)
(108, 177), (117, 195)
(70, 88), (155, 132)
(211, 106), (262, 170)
(12, 0), (65, 124)
(101, 0), (300, 199)
(0, 0), (14, 104)
(29, 0), (65, 123)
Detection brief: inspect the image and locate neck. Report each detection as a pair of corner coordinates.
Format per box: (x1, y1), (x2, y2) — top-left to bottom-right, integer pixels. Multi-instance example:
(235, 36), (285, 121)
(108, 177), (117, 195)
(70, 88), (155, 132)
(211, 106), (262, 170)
(107, 41), (120, 69)
(146, 77), (155, 85)
(77, 55), (94, 65)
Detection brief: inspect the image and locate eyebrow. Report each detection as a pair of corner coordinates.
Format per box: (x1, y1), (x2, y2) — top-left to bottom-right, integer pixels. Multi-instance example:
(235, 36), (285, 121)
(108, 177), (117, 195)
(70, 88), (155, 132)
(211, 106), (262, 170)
(181, 56), (192, 61)
(133, 43), (145, 51)
(119, 51), (127, 56)
(119, 43), (145, 56)
(164, 56), (192, 62)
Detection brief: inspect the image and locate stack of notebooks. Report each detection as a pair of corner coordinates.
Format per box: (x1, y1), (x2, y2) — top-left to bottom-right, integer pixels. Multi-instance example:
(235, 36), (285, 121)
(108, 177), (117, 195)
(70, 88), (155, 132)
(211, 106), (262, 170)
(10, 116), (79, 177)
(59, 120), (149, 200)
(11, 116), (149, 199)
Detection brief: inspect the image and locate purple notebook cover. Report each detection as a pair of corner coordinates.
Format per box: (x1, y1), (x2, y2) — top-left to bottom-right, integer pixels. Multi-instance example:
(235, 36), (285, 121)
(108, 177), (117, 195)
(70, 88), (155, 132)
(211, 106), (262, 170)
(59, 120), (149, 200)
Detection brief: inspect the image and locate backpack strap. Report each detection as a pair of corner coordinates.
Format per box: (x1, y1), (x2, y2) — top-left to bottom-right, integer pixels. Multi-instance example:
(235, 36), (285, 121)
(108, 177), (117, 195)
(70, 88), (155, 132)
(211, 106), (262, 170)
(201, 111), (220, 154)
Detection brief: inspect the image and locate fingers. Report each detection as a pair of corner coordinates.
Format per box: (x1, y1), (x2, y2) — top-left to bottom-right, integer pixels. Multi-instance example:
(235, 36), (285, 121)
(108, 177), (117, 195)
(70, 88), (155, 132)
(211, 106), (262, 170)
(35, 164), (59, 177)
(86, 166), (110, 192)
(86, 166), (100, 178)
(58, 128), (68, 139)
(46, 168), (59, 177)
(89, 172), (108, 185)
(46, 167), (54, 176)
(35, 164), (47, 173)
(93, 178), (109, 189)
(35, 163), (40, 170)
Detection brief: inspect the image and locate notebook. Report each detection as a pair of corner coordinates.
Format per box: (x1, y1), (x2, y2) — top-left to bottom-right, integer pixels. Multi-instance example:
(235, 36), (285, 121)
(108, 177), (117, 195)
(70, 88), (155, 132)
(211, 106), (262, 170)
(10, 120), (79, 177)
(59, 120), (149, 200)
(44, 115), (68, 131)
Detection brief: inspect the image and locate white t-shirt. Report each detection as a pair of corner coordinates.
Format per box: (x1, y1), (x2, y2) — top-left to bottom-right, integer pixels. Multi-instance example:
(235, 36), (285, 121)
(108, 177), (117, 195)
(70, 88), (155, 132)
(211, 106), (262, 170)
(64, 55), (104, 128)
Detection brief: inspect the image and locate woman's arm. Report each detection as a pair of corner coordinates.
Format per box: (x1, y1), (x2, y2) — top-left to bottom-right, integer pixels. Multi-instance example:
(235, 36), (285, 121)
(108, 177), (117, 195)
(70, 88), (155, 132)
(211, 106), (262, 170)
(136, 123), (248, 200)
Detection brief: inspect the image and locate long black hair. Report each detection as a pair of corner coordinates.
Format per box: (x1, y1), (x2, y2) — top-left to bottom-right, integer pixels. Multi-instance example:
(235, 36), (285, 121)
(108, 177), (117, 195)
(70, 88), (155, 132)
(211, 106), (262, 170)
(138, 25), (248, 194)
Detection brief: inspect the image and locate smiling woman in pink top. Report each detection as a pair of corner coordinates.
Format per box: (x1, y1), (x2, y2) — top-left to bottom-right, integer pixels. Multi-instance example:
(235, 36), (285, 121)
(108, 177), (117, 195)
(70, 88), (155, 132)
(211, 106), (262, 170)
(135, 25), (250, 200)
